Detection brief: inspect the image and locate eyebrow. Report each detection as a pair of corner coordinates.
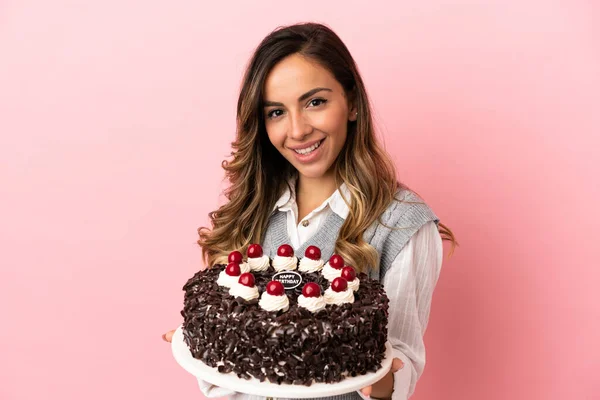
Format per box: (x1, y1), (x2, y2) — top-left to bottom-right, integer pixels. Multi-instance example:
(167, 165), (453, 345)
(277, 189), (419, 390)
(263, 87), (333, 107)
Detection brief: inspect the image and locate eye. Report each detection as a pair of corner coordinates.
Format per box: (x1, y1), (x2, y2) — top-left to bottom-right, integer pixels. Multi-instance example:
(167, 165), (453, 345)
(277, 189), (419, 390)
(308, 98), (327, 107)
(266, 109), (284, 119)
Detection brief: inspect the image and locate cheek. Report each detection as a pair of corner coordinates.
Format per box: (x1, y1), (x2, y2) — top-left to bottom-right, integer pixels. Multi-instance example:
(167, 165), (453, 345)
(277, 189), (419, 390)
(265, 124), (284, 148)
(314, 107), (347, 136)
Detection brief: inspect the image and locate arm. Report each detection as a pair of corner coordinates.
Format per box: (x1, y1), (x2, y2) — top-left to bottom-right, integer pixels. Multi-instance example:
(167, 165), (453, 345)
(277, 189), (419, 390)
(361, 220), (444, 399)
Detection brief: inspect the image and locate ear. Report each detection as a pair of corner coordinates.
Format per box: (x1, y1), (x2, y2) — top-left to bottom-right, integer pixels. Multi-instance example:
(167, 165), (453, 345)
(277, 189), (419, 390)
(348, 107), (358, 122)
(347, 90), (358, 122)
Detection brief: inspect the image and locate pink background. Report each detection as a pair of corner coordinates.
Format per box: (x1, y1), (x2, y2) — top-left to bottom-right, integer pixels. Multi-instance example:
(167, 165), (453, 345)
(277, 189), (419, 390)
(1, 1), (598, 399)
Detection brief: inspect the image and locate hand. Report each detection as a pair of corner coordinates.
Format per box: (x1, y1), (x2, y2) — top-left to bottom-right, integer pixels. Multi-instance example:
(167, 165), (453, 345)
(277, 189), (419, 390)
(360, 358), (404, 399)
(162, 329), (176, 343)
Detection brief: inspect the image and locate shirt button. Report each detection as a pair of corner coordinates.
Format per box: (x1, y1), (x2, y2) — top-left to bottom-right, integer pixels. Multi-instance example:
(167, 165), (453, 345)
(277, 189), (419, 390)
(301, 220), (310, 227)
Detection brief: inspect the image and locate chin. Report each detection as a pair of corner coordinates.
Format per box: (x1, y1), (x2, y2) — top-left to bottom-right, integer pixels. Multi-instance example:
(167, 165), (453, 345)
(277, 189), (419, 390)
(295, 165), (332, 180)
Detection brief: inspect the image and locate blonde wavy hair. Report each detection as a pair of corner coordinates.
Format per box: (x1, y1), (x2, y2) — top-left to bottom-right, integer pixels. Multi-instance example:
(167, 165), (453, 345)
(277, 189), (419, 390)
(198, 22), (458, 272)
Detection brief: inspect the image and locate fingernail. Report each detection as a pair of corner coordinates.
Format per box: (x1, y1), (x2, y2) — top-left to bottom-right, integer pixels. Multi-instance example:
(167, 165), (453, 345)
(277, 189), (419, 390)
(162, 333), (167, 341)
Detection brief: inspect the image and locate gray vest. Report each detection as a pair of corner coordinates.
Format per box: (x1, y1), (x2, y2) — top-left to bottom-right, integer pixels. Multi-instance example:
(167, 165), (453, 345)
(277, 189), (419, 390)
(260, 189), (439, 400)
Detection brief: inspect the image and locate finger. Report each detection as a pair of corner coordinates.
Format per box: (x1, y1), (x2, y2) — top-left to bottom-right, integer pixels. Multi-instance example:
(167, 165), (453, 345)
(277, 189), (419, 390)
(361, 385), (372, 397)
(162, 330), (176, 343)
(391, 357), (404, 373)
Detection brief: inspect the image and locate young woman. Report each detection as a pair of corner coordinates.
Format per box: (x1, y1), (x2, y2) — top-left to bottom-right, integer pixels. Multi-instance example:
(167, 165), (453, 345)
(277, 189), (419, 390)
(163, 22), (457, 400)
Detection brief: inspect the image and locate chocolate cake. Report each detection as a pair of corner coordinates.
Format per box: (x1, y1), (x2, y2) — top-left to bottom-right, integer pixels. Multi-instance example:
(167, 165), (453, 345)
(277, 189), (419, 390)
(180, 244), (389, 386)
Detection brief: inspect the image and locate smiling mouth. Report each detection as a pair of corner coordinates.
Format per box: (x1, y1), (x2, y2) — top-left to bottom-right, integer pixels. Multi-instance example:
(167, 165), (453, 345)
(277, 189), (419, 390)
(292, 139), (324, 155)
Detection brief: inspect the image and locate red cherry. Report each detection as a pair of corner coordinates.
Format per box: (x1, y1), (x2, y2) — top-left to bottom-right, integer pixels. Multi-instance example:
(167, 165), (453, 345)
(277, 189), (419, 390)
(247, 244), (263, 259)
(228, 251), (243, 264)
(302, 282), (321, 298)
(225, 262), (241, 276)
(266, 281), (285, 296)
(341, 266), (356, 281)
(329, 254), (344, 270)
(331, 277), (348, 293)
(305, 246), (321, 260)
(238, 272), (255, 287)
(277, 244), (294, 257)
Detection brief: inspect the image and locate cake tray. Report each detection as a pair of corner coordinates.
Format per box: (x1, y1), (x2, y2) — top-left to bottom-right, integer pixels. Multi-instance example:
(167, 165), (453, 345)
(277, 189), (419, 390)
(171, 325), (393, 398)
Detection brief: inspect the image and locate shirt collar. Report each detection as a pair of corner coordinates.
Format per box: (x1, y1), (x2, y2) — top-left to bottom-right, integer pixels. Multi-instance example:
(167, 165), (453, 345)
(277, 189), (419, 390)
(273, 176), (296, 211)
(272, 175), (350, 220)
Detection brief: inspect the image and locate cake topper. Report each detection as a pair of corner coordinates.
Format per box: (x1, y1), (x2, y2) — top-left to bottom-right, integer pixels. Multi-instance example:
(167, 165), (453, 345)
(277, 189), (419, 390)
(272, 270), (302, 289)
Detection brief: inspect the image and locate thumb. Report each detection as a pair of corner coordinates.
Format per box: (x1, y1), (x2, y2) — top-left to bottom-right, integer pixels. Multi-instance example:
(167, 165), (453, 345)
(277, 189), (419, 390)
(162, 329), (176, 343)
(391, 357), (404, 373)
(360, 385), (372, 397)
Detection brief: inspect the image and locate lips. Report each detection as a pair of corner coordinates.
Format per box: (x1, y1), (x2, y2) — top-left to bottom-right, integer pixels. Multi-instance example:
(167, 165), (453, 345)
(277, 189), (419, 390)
(288, 139), (324, 151)
(293, 139), (324, 155)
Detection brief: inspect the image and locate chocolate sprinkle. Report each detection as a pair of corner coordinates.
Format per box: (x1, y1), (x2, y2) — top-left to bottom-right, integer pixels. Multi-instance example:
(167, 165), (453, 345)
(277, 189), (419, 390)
(181, 265), (389, 385)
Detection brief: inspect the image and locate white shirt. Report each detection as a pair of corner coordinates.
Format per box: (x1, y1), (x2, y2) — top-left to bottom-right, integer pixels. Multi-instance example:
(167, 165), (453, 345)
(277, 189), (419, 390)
(198, 180), (443, 400)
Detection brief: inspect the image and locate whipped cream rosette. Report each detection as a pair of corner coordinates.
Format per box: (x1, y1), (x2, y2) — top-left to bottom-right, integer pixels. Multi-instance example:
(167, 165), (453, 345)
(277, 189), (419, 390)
(229, 272), (259, 301)
(324, 277), (355, 305)
(298, 245), (324, 273)
(322, 254), (345, 281)
(246, 243), (270, 272)
(297, 282), (326, 313)
(217, 262), (242, 288)
(238, 262), (251, 273)
(258, 280), (290, 312)
(272, 244), (298, 272)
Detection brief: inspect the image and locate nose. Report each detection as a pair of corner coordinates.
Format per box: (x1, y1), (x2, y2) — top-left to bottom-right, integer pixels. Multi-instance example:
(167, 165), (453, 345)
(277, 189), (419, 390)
(288, 111), (312, 141)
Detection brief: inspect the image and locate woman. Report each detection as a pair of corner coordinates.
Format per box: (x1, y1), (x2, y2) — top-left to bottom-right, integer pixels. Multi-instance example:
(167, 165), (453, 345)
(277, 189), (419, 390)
(164, 22), (457, 400)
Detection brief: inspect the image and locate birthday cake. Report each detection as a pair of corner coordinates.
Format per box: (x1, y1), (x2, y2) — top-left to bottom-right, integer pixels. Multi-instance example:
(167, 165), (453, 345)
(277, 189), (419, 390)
(181, 244), (389, 386)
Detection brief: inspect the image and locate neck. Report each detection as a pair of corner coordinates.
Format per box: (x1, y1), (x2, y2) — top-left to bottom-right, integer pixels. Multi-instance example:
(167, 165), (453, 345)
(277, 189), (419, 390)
(295, 171), (338, 211)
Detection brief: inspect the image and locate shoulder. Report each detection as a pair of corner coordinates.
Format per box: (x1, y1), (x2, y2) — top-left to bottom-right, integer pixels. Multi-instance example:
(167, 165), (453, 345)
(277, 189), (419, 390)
(379, 188), (440, 229)
(364, 188), (439, 251)
(369, 192), (441, 280)
(384, 220), (443, 284)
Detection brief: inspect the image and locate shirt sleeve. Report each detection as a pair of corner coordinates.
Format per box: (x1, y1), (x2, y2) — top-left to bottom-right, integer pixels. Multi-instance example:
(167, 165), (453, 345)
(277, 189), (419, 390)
(376, 220), (444, 399)
(196, 378), (237, 398)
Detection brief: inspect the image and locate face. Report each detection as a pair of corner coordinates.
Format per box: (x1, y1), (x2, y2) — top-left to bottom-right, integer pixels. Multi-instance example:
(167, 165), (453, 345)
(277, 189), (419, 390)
(262, 53), (357, 182)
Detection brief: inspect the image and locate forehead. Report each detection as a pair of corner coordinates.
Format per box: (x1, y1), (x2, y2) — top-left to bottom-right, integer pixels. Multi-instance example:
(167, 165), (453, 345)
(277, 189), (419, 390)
(263, 54), (342, 100)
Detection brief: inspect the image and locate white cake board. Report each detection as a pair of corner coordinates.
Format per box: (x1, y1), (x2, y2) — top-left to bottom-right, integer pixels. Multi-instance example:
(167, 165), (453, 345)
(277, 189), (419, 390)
(171, 325), (393, 398)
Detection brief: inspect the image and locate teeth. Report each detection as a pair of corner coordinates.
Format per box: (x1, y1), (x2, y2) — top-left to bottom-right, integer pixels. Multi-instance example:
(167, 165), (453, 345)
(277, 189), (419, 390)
(294, 140), (322, 155)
